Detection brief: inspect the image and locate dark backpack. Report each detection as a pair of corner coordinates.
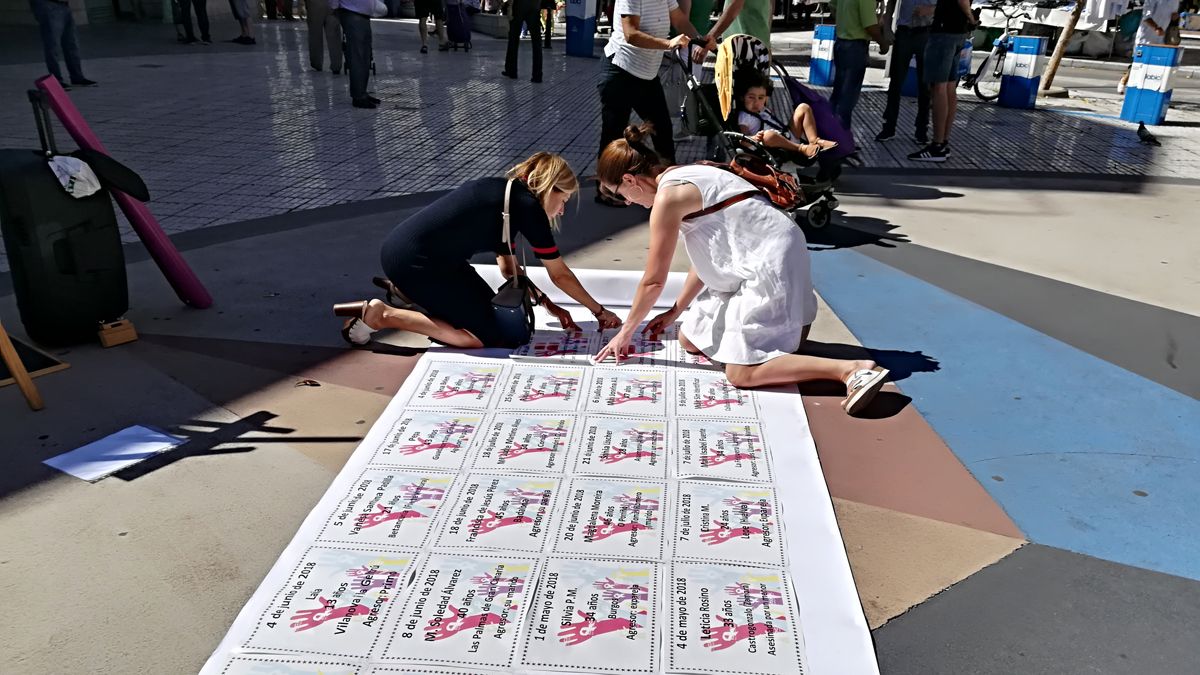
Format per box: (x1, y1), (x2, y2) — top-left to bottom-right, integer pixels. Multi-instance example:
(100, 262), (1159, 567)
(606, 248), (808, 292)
(683, 157), (805, 220)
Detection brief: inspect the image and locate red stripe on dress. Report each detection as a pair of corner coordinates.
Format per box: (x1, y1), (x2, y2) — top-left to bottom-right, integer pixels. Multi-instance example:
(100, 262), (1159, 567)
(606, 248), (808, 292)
(532, 245), (559, 255)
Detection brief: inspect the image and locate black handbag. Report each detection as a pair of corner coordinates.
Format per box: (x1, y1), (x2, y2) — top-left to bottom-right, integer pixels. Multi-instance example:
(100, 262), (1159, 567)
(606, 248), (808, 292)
(490, 180), (537, 347)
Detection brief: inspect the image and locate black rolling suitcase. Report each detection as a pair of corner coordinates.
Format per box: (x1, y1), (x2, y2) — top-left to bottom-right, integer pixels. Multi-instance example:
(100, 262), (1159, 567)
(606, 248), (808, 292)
(0, 91), (128, 347)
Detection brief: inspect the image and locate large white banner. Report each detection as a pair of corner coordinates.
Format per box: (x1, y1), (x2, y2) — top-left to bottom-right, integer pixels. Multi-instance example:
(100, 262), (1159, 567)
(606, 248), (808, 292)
(199, 270), (878, 675)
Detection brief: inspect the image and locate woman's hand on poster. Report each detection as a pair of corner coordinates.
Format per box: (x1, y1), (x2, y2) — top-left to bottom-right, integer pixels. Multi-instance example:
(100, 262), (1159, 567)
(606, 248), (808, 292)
(594, 307), (623, 330)
(643, 306), (680, 338)
(595, 329), (635, 364)
(542, 299), (581, 331)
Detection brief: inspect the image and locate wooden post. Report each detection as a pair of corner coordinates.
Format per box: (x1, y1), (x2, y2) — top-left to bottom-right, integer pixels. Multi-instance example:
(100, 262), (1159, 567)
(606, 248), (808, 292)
(1042, 0), (1085, 91)
(0, 320), (44, 411)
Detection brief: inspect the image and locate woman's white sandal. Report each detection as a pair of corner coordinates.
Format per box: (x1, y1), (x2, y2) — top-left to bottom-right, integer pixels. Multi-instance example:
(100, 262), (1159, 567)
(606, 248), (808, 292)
(842, 368), (889, 415)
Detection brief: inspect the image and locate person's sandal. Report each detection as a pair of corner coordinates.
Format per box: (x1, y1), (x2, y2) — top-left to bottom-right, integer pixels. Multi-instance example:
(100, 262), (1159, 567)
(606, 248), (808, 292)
(842, 368), (889, 415)
(333, 301), (376, 346)
(816, 138), (839, 152)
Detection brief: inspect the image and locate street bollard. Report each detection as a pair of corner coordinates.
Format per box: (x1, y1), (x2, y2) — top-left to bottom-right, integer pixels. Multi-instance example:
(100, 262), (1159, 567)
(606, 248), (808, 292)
(810, 24), (836, 86)
(1120, 44), (1184, 126)
(565, 0), (596, 58)
(998, 35), (1048, 109)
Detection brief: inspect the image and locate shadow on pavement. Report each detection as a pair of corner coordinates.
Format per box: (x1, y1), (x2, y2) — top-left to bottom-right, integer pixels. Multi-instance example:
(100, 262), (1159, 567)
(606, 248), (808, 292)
(802, 339), (941, 383)
(805, 215), (911, 250)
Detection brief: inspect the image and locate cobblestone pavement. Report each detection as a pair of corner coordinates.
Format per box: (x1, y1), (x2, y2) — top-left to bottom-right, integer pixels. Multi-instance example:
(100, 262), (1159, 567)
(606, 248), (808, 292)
(1, 19), (1198, 270)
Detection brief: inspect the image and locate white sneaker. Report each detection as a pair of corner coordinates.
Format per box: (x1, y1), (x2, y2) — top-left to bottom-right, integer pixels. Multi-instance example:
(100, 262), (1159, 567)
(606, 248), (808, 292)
(842, 368), (890, 415)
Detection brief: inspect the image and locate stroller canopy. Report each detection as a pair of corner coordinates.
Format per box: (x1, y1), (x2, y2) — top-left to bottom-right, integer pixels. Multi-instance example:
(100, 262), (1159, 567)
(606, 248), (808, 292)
(715, 34), (772, 121)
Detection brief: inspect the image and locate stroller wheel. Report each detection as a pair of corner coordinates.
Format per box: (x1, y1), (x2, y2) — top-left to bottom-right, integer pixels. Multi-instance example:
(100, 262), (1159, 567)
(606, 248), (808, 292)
(805, 201), (832, 229)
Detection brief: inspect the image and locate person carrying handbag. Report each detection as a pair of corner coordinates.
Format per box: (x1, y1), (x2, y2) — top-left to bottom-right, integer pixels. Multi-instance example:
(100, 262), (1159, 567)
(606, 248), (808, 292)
(333, 152), (622, 348)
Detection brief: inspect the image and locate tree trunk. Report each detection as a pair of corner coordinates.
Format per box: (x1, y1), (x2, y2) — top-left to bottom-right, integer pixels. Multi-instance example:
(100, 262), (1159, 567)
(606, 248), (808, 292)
(1041, 0), (1086, 91)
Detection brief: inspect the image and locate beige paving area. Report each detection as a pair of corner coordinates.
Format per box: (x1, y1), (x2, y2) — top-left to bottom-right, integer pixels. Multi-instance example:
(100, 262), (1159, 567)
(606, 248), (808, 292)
(832, 175), (1200, 316)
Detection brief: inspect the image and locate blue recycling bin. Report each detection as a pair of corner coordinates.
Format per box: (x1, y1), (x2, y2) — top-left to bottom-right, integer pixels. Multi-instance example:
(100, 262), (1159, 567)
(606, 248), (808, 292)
(566, 0), (596, 58)
(997, 35), (1047, 109)
(810, 25), (836, 86)
(1120, 44), (1184, 125)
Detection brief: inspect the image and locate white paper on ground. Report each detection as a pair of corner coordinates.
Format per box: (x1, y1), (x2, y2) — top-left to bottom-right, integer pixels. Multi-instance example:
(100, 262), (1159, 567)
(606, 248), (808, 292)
(42, 425), (184, 482)
(199, 269), (878, 675)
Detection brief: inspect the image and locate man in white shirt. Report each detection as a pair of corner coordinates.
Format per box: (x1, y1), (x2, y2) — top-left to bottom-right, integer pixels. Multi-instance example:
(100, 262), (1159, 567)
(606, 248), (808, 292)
(596, 0), (713, 205)
(1118, 0), (1180, 93)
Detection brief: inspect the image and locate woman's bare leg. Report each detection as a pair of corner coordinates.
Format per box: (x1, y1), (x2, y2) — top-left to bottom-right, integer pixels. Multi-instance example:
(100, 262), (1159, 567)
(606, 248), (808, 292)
(361, 299), (484, 348)
(725, 354), (876, 390)
(678, 328), (703, 355)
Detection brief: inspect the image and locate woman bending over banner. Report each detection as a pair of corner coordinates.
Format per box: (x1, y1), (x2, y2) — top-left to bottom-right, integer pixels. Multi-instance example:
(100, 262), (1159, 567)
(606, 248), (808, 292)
(593, 124), (889, 415)
(333, 152), (622, 348)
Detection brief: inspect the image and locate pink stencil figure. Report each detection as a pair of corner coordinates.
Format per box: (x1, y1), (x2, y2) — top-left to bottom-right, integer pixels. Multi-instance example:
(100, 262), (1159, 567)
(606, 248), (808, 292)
(610, 377), (663, 405)
(625, 428), (664, 445)
(701, 447), (760, 467)
(699, 520), (770, 545)
(396, 436), (462, 456)
(425, 603), (512, 641)
(355, 503), (427, 529)
(583, 515), (657, 542)
(558, 610), (647, 646)
(499, 442), (558, 460)
(717, 430), (761, 447)
(290, 596), (376, 632)
(626, 340), (665, 359)
(346, 565), (400, 591)
(724, 583), (785, 610)
(722, 496), (775, 518)
(600, 583), (649, 603)
(600, 446), (658, 464)
(398, 483), (447, 504)
(470, 510), (534, 535)
(593, 576), (639, 593)
(612, 494), (661, 511)
(520, 389), (573, 402)
(528, 424), (570, 438)
(433, 421), (477, 436)
(505, 488), (552, 506)
(432, 371), (496, 399)
(702, 616), (787, 651)
(470, 572), (526, 595)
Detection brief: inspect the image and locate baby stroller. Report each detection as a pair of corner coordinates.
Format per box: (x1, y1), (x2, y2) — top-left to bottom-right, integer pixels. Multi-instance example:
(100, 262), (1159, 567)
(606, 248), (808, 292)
(676, 34), (852, 228)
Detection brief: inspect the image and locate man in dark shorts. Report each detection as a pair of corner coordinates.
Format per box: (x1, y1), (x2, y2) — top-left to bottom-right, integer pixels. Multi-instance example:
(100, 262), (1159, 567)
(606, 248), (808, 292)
(908, 0), (974, 162)
(417, 0), (449, 53)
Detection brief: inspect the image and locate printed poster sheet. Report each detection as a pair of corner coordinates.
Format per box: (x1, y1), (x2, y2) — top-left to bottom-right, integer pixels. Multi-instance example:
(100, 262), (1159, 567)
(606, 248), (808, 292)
(200, 281), (878, 675)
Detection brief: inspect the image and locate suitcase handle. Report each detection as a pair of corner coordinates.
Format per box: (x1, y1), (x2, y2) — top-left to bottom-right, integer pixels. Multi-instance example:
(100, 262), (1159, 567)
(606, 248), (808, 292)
(27, 89), (58, 158)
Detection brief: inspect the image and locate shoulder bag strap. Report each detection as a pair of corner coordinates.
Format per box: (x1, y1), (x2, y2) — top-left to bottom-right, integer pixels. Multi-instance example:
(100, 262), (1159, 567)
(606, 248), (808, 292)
(683, 190), (760, 221)
(502, 179), (541, 299)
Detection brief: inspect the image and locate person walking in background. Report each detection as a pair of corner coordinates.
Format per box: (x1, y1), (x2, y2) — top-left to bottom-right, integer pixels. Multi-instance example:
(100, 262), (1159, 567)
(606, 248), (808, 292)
(540, 0), (556, 48)
(721, 0), (769, 49)
(595, 0), (713, 206)
(177, 0), (212, 44)
(307, 0), (343, 70)
(830, 0), (890, 129)
(1117, 0), (1180, 93)
(267, 0), (296, 19)
(229, 0), (257, 44)
(908, 0), (974, 161)
(29, 0), (96, 89)
(333, 0), (383, 108)
(416, 0), (449, 53)
(503, 0), (544, 81)
(876, 0), (935, 143)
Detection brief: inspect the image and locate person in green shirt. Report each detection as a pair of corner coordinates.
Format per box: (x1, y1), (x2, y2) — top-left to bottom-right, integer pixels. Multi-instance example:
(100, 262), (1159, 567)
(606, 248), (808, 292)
(830, 0), (890, 128)
(722, 0), (770, 48)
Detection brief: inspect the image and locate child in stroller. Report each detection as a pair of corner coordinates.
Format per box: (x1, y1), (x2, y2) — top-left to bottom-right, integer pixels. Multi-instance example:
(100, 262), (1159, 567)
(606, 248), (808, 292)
(729, 67), (839, 162)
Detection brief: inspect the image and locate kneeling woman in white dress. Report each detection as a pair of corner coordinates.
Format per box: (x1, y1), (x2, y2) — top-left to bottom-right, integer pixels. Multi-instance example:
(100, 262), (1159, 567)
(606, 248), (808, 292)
(594, 123), (889, 415)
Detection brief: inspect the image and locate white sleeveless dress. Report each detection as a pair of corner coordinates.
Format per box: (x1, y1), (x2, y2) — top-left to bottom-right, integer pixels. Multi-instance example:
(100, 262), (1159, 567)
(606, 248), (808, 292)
(660, 165), (818, 365)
